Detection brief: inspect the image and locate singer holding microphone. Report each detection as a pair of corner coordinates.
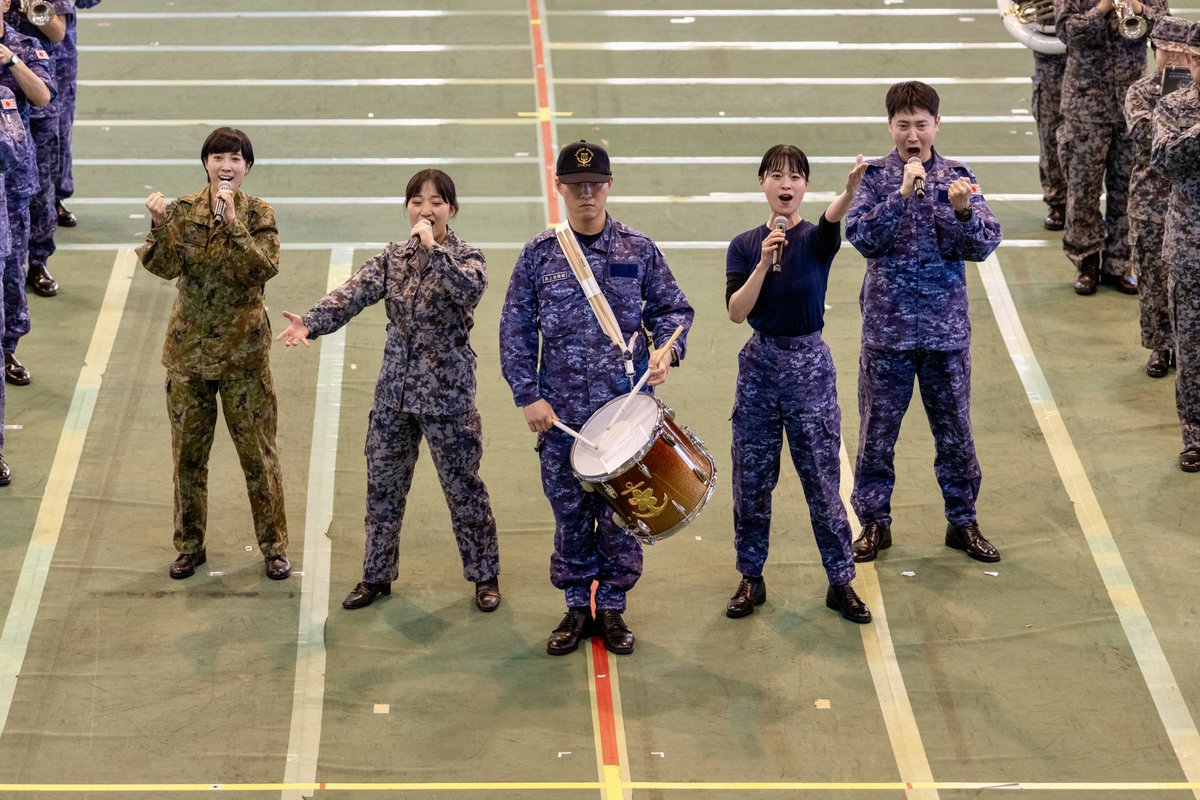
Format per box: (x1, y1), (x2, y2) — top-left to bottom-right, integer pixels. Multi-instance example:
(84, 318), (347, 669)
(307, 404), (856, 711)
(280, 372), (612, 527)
(276, 169), (501, 614)
(137, 127), (292, 582)
(845, 81), (1003, 565)
(723, 144), (872, 624)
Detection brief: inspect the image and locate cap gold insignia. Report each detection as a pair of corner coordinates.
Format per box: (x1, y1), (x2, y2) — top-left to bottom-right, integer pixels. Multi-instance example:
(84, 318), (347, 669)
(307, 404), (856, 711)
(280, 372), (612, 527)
(575, 147), (595, 168)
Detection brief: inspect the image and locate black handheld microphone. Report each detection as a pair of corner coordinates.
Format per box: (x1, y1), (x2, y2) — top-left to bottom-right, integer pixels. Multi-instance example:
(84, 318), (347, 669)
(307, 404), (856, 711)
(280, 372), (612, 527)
(907, 157), (925, 200)
(407, 218), (433, 248)
(213, 180), (233, 224)
(770, 216), (787, 272)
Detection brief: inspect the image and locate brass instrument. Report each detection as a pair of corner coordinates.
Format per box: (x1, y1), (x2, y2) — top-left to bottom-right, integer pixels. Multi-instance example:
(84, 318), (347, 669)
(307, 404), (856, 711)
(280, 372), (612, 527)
(1113, 0), (1149, 39)
(997, 0), (1066, 54)
(18, 0), (57, 27)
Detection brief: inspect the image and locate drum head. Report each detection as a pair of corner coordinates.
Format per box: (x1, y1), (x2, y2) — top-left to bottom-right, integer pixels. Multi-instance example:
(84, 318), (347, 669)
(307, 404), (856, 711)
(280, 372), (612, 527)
(570, 393), (659, 479)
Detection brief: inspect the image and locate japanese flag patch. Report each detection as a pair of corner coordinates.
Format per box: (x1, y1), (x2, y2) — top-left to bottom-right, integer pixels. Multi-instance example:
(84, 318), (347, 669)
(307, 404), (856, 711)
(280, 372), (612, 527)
(1, 98), (16, 110)
(35, 50), (49, 60)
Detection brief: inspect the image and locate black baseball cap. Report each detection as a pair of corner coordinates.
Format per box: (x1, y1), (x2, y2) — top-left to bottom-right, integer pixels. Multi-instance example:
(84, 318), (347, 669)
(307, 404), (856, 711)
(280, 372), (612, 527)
(556, 140), (612, 184)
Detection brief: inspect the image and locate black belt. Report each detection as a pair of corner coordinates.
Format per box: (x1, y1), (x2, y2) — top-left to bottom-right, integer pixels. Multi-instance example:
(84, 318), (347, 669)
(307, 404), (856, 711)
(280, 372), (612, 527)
(755, 330), (821, 351)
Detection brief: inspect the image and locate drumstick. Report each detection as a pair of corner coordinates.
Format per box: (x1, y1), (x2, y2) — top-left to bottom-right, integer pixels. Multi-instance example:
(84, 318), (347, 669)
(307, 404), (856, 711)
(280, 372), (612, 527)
(607, 368), (652, 430)
(553, 419), (599, 449)
(555, 223), (625, 348)
(651, 325), (685, 366)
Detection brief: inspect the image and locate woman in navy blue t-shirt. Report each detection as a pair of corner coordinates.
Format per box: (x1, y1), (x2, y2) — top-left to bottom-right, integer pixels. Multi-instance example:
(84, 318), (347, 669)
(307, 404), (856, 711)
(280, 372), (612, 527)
(723, 144), (873, 624)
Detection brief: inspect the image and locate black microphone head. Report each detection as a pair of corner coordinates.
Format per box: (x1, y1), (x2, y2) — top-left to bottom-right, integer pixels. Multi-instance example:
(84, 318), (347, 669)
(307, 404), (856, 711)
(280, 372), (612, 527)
(773, 215), (788, 231)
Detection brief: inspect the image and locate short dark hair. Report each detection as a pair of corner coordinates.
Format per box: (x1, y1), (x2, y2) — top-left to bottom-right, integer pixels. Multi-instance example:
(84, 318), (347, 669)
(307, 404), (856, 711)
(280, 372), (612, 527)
(200, 127), (255, 167)
(405, 168), (458, 215)
(885, 81), (940, 119)
(757, 144), (810, 180)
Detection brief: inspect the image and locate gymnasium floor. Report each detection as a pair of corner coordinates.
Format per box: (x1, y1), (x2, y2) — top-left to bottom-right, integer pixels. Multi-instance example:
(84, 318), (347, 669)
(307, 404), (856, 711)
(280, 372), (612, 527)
(1, 1), (1199, 798)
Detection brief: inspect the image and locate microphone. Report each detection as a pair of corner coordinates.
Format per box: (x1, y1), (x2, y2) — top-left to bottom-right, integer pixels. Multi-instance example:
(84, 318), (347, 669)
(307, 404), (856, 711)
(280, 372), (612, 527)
(907, 157), (925, 200)
(407, 218), (433, 248)
(770, 216), (787, 272)
(213, 180), (233, 224)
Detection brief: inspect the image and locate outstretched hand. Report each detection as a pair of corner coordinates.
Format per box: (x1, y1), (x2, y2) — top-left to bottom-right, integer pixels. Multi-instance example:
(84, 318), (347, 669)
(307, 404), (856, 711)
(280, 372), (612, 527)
(276, 311), (311, 348)
(845, 154), (867, 197)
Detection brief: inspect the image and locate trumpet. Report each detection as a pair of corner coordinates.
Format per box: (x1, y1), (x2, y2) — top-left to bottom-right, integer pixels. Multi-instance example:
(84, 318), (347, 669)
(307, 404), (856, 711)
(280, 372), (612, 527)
(1113, 0), (1148, 39)
(18, 0), (57, 26)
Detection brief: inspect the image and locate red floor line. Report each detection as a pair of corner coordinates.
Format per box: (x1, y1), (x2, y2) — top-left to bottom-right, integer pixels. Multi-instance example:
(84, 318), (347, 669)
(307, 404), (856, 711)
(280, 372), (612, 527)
(590, 638), (621, 767)
(527, 0), (560, 226)
(526, 0), (618, 775)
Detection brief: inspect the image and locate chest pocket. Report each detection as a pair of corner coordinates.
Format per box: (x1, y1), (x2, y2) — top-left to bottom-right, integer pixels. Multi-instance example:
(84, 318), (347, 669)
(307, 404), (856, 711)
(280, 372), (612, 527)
(604, 262), (643, 332)
(539, 275), (585, 339)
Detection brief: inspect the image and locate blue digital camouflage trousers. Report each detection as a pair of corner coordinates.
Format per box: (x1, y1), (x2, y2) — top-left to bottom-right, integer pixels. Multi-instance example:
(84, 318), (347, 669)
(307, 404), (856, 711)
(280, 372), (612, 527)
(852, 346), (981, 528)
(166, 370), (288, 557)
(2, 197), (29, 355)
(0, 276), (5, 452)
(361, 402), (498, 585)
(731, 332), (855, 586)
(538, 425), (642, 611)
(28, 116), (59, 268)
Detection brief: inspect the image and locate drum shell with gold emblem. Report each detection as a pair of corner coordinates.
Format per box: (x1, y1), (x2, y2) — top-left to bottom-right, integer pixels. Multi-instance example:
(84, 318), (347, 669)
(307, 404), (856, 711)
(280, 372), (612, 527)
(570, 393), (717, 544)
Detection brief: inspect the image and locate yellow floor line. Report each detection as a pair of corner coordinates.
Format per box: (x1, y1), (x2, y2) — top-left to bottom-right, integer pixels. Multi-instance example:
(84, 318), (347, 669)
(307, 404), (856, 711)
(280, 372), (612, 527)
(280, 248), (354, 800)
(838, 445), (939, 800)
(0, 249), (138, 739)
(978, 253), (1200, 798)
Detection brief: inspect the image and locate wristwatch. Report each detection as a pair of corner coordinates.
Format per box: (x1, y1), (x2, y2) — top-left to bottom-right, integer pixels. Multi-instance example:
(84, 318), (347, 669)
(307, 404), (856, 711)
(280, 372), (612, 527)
(954, 206), (973, 222)
(4, 54), (20, 69)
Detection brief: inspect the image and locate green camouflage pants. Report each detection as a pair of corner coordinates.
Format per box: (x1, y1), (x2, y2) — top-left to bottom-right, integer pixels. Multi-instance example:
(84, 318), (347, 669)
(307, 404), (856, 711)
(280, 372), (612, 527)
(166, 371), (288, 557)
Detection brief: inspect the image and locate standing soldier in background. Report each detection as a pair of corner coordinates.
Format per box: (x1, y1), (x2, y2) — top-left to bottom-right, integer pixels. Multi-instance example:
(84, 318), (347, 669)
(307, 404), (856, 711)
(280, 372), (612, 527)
(4, 0), (72, 299)
(137, 127), (292, 580)
(0, 84), (29, 485)
(1054, 0), (1164, 295)
(1151, 21), (1200, 472)
(1126, 16), (1192, 378)
(1032, 48), (1069, 231)
(55, 0), (101, 229)
(0, 0), (53, 387)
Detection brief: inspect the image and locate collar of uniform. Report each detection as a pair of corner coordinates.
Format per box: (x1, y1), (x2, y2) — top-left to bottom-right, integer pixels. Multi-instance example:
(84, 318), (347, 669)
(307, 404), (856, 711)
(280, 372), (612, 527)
(576, 214), (615, 253)
(181, 186), (240, 225)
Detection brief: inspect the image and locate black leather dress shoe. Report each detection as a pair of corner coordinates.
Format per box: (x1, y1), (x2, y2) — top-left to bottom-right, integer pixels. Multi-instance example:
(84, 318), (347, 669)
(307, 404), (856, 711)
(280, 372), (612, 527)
(0, 453), (11, 486)
(1146, 349), (1172, 378)
(825, 583), (872, 624)
(725, 575), (766, 618)
(27, 263), (58, 297)
(547, 607), (594, 655)
(265, 553), (291, 580)
(945, 521), (1001, 562)
(1101, 272), (1138, 294)
(1043, 206), (1065, 231)
(474, 577), (501, 612)
(170, 550), (206, 579)
(4, 352), (30, 386)
(342, 580), (391, 609)
(852, 521), (891, 562)
(1180, 448), (1200, 473)
(597, 609), (635, 654)
(1074, 254), (1100, 295)
(56, 199), (77, 227)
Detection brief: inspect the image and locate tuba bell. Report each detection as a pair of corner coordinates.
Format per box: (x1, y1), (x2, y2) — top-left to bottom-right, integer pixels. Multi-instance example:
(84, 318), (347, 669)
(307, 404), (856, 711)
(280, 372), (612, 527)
(997, 0), (1067, 54)
(18, 0), (57, 26)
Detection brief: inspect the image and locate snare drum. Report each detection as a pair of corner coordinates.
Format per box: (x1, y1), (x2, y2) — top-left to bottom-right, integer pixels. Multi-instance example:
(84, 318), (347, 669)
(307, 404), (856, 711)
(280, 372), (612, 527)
(570, 393), (716, 544)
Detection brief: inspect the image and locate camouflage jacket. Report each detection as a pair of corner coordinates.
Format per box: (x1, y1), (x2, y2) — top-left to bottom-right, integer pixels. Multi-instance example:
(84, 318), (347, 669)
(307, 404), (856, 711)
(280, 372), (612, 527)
(303, 228), (487, 416)
(499, 214), (694, 425)
(136, 187), (281, 379)
(0, 86), (23, 255)
(846, 147), (1003, 352)
(0, 23), (56, 122)
(1055, 0), (1166, 123)
(1151, 85), (1200, 264)
(1125, 72), (1170, 224)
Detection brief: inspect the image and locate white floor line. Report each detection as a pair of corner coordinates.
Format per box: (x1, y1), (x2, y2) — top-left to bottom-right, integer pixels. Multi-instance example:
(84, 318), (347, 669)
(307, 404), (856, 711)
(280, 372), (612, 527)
(72, 114), (1031, 127)
(280, 248), (353, 800)
(0, 250), (138, 739)
(838, 445), (939, 800)
(978, 253), (1200, 797)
